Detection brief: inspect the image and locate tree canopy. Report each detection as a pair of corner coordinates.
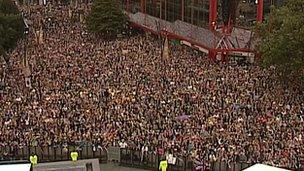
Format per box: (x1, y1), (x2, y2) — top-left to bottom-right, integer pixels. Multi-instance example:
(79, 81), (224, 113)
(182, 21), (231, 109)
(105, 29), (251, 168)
(257, 0), (304, 82)
(0, 0), (19, 14)
(0, 0), (24, 59)
(86, 0), (128, 39)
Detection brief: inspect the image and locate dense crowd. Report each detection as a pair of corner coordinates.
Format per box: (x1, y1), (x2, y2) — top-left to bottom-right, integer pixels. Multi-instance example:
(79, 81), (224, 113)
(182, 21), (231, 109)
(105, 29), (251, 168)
(0, 2), (303, 170)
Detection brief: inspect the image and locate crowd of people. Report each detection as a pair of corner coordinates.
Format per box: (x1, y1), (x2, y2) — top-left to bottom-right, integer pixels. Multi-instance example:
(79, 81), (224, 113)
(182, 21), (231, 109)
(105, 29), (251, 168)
(0, 1), (303, 170)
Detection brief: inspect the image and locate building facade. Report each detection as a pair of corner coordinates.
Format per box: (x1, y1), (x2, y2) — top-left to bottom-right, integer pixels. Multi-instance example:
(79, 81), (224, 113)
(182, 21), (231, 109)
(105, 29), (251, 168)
(120, 0), (282, 28)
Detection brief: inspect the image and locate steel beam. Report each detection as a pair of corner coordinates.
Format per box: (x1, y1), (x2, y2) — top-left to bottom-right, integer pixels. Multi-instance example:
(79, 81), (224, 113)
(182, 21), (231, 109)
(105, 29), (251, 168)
(257, 0), (264, 23)
(209, 0), (217, 30)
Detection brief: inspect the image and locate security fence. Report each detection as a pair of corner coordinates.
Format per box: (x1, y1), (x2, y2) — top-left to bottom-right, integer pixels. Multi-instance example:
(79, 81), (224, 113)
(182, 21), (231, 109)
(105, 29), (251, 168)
(0, 145), (107, 163)
(119, 148), (254, 171)
(118, 148), (301, 171)
(120, 148), (194, 171)
(0, 146), (301, 171)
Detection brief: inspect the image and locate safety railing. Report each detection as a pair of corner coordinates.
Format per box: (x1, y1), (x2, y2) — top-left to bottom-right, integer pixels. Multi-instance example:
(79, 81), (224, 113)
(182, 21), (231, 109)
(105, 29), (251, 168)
(211, 161), (251, 171)
(0, 145), (107, 163)
(120, 148), (196, 171)
(0, 146), (302, 171)
(119, 148), (301, 171)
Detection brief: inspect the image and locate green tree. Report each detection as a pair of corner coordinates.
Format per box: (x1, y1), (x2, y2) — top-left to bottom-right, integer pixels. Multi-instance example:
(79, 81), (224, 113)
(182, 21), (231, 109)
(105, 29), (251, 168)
(87, 0), (128, 39)
(257, 0), (304, 82)
(0, 0), (19, 14)
(0, 0), (24, 59)
(0, 13), (24, 50)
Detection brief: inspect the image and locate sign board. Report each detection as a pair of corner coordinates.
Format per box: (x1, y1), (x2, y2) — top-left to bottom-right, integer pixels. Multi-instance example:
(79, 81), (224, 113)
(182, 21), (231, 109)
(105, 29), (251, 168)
(107, 147), (120, 162)
(166, 154), (177, 165)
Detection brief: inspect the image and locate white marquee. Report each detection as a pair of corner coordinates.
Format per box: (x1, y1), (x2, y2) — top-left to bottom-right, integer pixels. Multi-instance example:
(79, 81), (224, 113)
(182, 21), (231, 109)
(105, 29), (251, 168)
(242, 164), (291, 171)
(0, 163), (31, 171)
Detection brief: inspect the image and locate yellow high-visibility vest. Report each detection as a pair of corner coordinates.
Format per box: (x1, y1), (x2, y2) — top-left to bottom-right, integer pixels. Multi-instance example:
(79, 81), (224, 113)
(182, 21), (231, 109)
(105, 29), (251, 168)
(71, 151), (78, 162)
(159, 160), (168, 171)
(30, 155), (38, 165)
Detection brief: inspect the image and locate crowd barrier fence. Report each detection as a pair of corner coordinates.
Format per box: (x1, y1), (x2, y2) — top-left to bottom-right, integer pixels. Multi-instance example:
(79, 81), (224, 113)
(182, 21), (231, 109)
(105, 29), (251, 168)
(0, 145), (107, 163)
(119, 148), (255, 171)
(1, 146), (301, 171)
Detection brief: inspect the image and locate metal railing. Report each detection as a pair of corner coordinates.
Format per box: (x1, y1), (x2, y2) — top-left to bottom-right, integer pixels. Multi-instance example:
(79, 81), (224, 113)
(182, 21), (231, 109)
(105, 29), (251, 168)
(0, 145), (107, 163)
(119, 148), (303, 171)
(120, 148), (196, 171)
(119, 148), (253, 171)
(211, 161), (251, 171)
(0, 146), (302, 171)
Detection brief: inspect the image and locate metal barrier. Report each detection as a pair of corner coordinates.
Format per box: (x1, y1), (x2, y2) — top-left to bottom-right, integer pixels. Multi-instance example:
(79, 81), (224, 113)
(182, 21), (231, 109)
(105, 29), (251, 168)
(211, 161), (251, 171)
(0, 146), (252, 171)
(0, 145), (107, 163)
(118, 148), (286, 171)
(0, 146), (300, 171)
(120, 148), (194, 171)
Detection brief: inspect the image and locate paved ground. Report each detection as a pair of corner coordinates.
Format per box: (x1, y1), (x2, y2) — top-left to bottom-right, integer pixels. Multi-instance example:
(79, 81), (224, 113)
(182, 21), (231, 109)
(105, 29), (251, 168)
(32, 159), (151, 171)
(100, 163), (151, 171)
(33, 159), (100, 171)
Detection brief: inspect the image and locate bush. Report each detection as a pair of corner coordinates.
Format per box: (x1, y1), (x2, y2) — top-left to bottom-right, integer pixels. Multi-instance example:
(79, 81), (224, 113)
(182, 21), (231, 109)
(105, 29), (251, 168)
(257, 0), (304, 84)
(0, 0), (24, 58)
(0, 0), (19, 14)
(87, 0), (128, 39)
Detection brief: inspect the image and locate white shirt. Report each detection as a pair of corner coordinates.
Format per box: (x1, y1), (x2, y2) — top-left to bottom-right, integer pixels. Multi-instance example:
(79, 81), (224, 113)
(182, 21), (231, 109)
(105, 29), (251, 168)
(119, 142), (127, 148)
(142, 146), (148, 152)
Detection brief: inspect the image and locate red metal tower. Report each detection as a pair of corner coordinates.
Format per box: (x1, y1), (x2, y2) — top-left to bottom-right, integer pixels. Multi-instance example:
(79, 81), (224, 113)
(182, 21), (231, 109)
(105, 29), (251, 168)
(208, 0), (264, 32)
(257, 0), (264, 23)
(125, 0), (264, 62)
(208, 0), (264, 61)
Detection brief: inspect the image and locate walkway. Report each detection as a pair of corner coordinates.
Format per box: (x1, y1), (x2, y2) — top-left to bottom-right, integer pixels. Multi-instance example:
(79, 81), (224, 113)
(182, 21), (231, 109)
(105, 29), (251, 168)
(100, 163), (151, 171)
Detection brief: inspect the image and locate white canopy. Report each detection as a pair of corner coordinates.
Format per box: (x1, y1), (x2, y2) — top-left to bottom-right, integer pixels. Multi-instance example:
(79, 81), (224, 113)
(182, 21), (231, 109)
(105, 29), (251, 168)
(0, 163), (31, 171)
(242, 164), (291, 171)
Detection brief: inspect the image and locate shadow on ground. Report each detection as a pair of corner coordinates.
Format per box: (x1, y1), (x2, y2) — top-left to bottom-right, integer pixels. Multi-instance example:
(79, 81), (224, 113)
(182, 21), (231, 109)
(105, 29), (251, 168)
(100, 162), (151, 171)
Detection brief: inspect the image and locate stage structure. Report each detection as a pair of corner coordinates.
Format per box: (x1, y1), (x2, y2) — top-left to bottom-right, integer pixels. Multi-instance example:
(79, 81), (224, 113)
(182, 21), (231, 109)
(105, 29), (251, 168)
(120, 0), (266, 62)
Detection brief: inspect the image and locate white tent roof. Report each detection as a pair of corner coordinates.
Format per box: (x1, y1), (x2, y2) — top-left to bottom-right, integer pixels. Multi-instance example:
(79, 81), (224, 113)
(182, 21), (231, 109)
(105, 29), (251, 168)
(242, 164), (291, 171)
(0, 163), (31, 171)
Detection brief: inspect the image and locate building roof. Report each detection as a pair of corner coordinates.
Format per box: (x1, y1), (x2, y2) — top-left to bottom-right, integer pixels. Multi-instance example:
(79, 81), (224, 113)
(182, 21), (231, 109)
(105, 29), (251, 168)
(242, 164), (291, 171)
(129, 12), (254, 52)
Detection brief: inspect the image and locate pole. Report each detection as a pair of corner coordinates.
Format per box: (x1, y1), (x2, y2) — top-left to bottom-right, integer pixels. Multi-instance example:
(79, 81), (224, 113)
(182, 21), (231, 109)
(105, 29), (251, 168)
(126, 0), (130, 13)
(141, 0), (144, 13)
(191, 0), (194, 24)
(268, 0), (274, 32)
(257, 0), (263, 23)
(164, 0), (167, 21)
(144, 0), (146, 13)
(24, 37), (26, 68)
(209, 0), (217, 30)
(181, 0), (184, 21)
(160, 0), (162, 19)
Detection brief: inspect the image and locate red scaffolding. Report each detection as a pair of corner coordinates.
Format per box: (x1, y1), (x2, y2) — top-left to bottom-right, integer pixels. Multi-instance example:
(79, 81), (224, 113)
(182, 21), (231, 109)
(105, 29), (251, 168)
(124, 0), (264, 62)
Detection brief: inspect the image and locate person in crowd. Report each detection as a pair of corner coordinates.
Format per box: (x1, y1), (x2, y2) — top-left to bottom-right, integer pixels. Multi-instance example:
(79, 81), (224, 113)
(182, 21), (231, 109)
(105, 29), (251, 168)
(0, 2), (303, 170)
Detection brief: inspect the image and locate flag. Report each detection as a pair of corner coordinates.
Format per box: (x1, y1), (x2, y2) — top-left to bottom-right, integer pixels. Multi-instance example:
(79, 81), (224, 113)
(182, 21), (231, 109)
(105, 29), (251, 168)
(39, 27), (44, 44)
(22, 47), (27, 68)
(69, 9), (72, 18)
(176, 115), (190, 121)
(34, 29), (39, 44)
(162, 36), (169, 59)
(80, 14), (84, 23)
(23, 47), (31, 77)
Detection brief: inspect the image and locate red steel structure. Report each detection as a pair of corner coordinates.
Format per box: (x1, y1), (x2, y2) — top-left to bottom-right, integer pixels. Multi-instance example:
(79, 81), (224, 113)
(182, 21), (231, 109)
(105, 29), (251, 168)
(257, 0), (264, 23)
(209, 0), (217, 30)
(121, 0), (264, 61)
